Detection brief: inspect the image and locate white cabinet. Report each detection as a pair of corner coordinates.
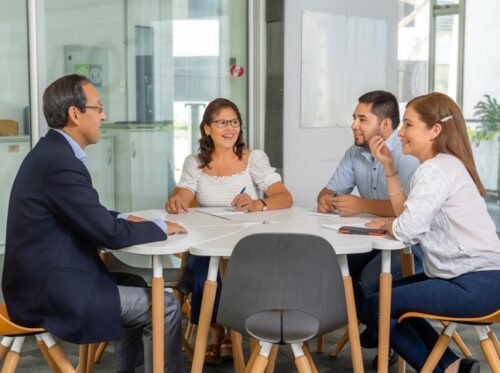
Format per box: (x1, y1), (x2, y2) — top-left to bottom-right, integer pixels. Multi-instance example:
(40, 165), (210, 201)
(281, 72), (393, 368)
(0, 136), (30, 250)
(103, 125), (175, 213)
(86, 135), (115, 210)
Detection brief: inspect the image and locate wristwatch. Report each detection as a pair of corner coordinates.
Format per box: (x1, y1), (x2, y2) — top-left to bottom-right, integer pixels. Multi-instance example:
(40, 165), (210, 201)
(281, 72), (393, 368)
(259, 199), (268, 211)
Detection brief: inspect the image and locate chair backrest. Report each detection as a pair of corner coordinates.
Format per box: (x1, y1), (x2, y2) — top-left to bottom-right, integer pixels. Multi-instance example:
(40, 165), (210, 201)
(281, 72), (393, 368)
(217, 233), (347, 336)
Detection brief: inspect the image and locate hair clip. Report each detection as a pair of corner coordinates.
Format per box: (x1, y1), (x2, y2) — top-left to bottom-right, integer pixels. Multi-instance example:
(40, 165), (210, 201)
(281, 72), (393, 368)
(440, 115), (453, 123)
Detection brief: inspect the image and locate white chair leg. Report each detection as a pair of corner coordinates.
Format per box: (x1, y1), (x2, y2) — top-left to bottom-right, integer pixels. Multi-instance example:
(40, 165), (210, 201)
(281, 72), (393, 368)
(0, 337), (14, 360)
(40, 333), (76, 373)
(475, 326), (500, 373)
(251, 342), (272, 373)
(1, 337), (25, 373)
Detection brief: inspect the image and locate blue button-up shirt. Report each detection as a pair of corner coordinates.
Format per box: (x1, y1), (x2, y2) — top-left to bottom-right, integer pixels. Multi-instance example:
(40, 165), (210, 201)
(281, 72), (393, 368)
(325, 131), (420, 199)
(52, 129), (166, 231)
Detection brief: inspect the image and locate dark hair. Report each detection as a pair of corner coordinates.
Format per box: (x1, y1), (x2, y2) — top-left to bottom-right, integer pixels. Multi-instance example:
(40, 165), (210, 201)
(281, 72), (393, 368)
(358, 90), (400, 130)
(198, 98), (245, 169)
(407, 92), (486, 197)
(43, 74), (90, 129)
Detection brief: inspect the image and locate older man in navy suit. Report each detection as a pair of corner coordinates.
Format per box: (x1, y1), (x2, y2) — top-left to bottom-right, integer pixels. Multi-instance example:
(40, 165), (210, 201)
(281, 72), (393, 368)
(2, 74), (186, 373)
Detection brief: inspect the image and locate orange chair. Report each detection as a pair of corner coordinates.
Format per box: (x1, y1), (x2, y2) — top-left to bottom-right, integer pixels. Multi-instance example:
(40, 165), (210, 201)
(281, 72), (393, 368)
(0, 304), (76, 373)
(397, 310), (500, 373)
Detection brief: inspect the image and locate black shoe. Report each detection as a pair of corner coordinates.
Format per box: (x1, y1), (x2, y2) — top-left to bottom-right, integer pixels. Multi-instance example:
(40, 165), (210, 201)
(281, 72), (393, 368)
(371, 349), (398, 369)
(458, 358), (480, 373)
(359, 328), (378, 349)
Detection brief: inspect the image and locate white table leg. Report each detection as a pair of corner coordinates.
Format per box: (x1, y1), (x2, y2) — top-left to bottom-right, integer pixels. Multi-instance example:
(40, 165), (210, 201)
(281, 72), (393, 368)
(378, 250), (392, 373)
(152, 255), (165, 373)
(338, 254), (364, 373)
(191, 256), (220, 373)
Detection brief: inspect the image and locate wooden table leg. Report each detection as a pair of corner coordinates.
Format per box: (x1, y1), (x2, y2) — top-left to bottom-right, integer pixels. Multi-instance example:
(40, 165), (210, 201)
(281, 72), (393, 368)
(378, 250), (392, 373)
(338, 255), (364, 373)
(152, 255), (165, 373)
(191, 256), (220, 373)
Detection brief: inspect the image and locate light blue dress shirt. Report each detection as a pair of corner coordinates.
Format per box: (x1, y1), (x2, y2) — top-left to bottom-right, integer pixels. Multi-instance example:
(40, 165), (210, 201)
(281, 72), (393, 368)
(52, 129), (167, 232)
(325, 131), (420, 199)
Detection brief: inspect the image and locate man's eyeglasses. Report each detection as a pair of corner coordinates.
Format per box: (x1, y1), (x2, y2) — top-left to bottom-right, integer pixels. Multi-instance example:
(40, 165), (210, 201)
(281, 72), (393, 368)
(211, 119), (241, 128)
(84, 105), (104, 114)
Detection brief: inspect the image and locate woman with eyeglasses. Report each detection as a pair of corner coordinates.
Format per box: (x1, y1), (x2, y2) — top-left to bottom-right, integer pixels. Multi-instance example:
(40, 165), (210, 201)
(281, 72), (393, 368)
(364, 92), (500, 373)
(165, 97), (292, 364)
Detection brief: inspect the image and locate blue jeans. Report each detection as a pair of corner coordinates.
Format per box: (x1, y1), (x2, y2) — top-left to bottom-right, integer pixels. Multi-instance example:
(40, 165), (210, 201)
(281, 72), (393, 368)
(187, 255), (222, 325)
(348, 244), (424, 324)
(364, 270), (500, 372)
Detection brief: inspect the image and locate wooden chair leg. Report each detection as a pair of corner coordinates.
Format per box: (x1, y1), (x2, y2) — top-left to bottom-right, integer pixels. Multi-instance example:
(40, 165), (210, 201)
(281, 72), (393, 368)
(76, 344), (88, 373)
(185, 322), (195, 344)
(1, 337), (24, 373)
(249, 337), (259, 353)
(252, 355), (269, 373)
(487, 327), (500, 358)
(420, 323), (455, 373)
(476, 326), (500, 373)
(85, 343), (97, 373)
(230, 330), (246, 373)
(330, 329), (349, 357)
(47, 344), (77, 373)
(244, 343), (261, 373)
(36, 336), (60, 373)
(303, 343), (318, 373)
(398, 356), (406, 373)
(264, 345), (278, 373)
(294, 355), (313, 373)
(93, 342), (107, 364)
(316, 335), (324, 353)
(0, 337), (14, 360)
(441, 321), (472, 357)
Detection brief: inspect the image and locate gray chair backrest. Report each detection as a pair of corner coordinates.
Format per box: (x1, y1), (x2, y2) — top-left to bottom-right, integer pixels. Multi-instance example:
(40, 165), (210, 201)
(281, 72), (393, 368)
(217, 233), (348, 336)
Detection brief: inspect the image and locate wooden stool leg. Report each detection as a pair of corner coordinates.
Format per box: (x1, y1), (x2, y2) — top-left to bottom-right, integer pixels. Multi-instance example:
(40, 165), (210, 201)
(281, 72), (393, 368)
(230, 330), (246, 373)
(0, 337), (14, 360)
(244, 343), (261, 373)
(1, 337), (24, 373)
(330, 329), (349, 357)
(36, 336), (60, 372)
(294, 356), (313, 373)
(93, 342), (107, 364)
(303, 343), (318, 373)
(487, 327), (500, 358)
(421, 323), (456, 373)
(316, 335), (324, 353)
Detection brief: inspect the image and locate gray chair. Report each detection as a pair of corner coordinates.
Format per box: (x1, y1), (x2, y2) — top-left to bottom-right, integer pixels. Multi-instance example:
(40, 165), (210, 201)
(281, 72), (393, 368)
(217, 233), (348, 372)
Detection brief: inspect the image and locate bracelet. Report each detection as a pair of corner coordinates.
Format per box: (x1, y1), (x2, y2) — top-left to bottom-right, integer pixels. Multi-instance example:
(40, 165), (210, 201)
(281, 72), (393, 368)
(385, 170), (399, 177)
(259, 199), (268, 211)
(387, 186), (404, 197)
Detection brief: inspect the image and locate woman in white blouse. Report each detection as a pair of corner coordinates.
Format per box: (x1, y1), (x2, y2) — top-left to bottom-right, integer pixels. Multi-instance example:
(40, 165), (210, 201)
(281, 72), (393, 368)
(365, 92), (500, 373)
(166, 98), (292, 364)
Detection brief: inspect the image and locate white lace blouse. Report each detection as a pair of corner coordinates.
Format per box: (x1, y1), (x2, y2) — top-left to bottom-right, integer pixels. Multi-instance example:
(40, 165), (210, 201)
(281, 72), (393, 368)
(176, 150), (282, 207)
(392, 153), (500, 278)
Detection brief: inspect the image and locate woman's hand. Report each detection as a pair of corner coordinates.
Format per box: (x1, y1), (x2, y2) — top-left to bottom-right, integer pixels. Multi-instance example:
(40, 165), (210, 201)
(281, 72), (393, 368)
(368, 136), (396, 170)
(231, 193), (259, 212)
(166, 194), (189, 214)
(366, 219), (387, 229)
(165, 221), (188, 235)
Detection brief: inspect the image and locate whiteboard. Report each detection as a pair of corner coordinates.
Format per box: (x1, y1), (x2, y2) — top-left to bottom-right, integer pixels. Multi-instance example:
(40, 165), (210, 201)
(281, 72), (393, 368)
(300, 11), (387, 127)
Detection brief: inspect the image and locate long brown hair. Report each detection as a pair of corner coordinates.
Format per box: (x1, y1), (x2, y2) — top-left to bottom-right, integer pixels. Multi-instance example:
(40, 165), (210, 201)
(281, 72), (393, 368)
(407, 92), (486, 197)
(198, 98), (245, 169)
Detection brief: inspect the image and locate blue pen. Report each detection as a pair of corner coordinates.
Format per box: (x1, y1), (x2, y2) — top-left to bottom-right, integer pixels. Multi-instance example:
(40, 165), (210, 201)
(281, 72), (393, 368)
(240, 186), (246, 194)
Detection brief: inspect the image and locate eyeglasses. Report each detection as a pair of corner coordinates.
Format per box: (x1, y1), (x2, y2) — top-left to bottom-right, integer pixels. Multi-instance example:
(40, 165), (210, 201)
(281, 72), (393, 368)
(84, 105), (104, 114)
(211, 119), (241, 128)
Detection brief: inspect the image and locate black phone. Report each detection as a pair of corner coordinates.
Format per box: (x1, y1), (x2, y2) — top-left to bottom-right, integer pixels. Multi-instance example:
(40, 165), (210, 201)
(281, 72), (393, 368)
(338, 226), (386, 236)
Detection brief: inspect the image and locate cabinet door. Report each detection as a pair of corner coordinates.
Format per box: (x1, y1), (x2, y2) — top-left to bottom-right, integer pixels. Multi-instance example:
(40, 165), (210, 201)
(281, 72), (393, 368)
(129, 130), (172, 211)
(0, 139), (30, 248)
(86, 137), (115, 210)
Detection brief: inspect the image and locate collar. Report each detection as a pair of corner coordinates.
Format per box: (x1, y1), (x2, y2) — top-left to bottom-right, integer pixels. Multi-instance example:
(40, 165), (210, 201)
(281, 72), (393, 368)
(52, 129), (87, 164)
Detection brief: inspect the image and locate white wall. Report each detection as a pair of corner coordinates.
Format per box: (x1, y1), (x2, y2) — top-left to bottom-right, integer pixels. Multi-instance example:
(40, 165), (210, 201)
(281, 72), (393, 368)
(283, 0), (399, 206)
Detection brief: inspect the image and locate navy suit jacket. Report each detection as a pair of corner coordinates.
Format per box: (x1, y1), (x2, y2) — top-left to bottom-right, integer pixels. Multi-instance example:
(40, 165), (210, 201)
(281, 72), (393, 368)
(2, 130), (167, 344)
